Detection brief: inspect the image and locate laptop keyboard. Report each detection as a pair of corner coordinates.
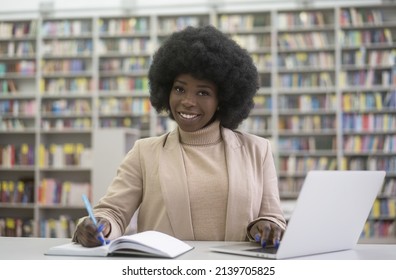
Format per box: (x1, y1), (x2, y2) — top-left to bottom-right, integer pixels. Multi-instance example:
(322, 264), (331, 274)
(246, 246), (278, 254)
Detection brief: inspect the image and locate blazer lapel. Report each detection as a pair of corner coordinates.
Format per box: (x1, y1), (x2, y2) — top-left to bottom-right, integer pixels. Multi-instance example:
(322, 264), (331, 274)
(222, 128), (252, 241)
(158, 129), (195, 240)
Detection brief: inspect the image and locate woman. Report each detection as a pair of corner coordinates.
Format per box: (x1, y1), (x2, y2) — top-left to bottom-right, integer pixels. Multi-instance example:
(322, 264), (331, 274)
(73, 25), (286, 248)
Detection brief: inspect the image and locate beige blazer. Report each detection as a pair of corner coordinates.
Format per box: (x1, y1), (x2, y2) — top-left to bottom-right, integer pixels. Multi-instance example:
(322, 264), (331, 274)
(94, 126), (286, 241)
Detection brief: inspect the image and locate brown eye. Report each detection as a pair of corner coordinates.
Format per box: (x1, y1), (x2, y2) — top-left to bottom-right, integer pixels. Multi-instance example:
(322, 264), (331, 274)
(174, 86), (184, 93)
(197, 91), (209, 96)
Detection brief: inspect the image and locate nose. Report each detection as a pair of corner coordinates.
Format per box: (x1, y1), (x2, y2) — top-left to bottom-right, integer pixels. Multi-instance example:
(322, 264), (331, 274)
(181, 92), (196, 107)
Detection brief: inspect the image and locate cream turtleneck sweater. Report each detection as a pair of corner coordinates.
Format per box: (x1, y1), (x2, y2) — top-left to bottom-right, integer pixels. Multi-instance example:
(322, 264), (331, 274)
(178, 120), (229, 241)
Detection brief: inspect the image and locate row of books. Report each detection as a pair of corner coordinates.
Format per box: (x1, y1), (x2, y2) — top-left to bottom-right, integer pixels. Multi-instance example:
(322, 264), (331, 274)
(42, 59), (89, 74)
(240, 116), (271, 134)
(99, 77), (149, 91)
(342, 91), (396, 111)
(218, 14), (269, 31)
(382, 179), (396, 197)
(278, 115), (335, 131)
(2, 142), (93, 167)
(340, 8), (385, 27)
(0, 100), (36, 116)
(252, 95), (272, 110)
(316, 204), (395, 237)
(40, 78), (93, 93)
(0, 61), (35, 75)
(340, 29), (393, 46)
(0, 144), (35, 167)
(362, 220), (395, 239)
(99, 97), (151, 115)
(158, 16), (208, 33)
(339, 69), (394, 87)
(100, 57), (150, 72)
(0, 118), (34, 130)
(342, 113), (396, 132)
(0, 179), (34, 203)
(278, 52), (335, 69)
(342, 158), (396, 174)
(279, 177), (396, 198)
(0, 41), (35, 57)
(0, 21), (37, 38)
(39, 215), (78, 238)
(278, 32), (332, 49)
(41, 118), (92, 131)
(100, 116), (150, 129)
(42, 20), (92, 37)
(278, 136), (336, 152)
(278, 72), (334, 88)
(38, 178), (91, 206)
(342, 49), (395, 67)
(0, 80), (17, 93)
(98, 17), (150, 35)
(278, 178), (305, 195)
(279, 94), (337, 111)
(98, 38), (151, 54)
(230, 34), (270, 51)
(279, 156), (337, 173)
(371, 199), (396, 218)
(343, 135), (396, 152)
(277, 11), (327, 29)
(251, 53), (272, 70)
(42, 40), (93, 56)
(0, 10), (391, 40)
(38, 143), (91, 168)
(0, 218), (34, 237)
(279, 157), (395, 176)
(41, 99), (92, 115)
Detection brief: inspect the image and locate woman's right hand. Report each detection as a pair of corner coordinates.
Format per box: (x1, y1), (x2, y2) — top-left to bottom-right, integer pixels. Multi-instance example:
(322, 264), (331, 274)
(72, 217), (111, 247)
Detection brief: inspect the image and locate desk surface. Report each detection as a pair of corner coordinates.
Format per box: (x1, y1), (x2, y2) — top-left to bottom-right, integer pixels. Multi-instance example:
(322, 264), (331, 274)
(1, 237), (396, 260)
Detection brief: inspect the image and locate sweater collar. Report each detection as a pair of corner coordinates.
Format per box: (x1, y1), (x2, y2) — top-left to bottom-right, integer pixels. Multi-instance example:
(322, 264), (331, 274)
(178, 120), (222, 146)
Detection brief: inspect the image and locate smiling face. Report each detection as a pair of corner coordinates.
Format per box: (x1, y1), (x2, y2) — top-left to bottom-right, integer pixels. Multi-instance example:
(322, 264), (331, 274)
(169, 74), (219, 132)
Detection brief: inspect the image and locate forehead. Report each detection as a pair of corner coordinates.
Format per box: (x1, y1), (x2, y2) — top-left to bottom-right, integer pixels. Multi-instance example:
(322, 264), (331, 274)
(174, 73), (217, 88)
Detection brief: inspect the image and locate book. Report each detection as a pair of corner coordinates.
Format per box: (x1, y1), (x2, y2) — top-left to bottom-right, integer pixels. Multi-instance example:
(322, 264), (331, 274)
(45, 230), (194, 258)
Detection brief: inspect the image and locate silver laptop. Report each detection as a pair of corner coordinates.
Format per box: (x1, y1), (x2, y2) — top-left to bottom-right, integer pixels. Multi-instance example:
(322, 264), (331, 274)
(211, 170), (386, 259)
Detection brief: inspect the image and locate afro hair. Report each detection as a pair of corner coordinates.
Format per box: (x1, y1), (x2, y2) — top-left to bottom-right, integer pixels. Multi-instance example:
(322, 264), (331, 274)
(148, 25), (259, 130)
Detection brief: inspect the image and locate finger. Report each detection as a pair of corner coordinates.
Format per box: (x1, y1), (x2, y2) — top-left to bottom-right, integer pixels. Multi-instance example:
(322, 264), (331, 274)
(97, 218), (111, 237)
(82, 231), (103, 247)
(254, 233), (261, 243)
(260, 223), (271, 248)
(272, 226), (282, 248)
(76, 219), (103, 247)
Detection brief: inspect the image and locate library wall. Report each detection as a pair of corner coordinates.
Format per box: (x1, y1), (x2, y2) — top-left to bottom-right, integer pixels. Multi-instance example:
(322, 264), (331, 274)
(0, 3), (395, 241)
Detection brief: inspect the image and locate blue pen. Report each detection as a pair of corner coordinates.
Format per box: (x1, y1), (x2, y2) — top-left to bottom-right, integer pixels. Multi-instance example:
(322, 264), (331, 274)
(82, 194), (106, 246)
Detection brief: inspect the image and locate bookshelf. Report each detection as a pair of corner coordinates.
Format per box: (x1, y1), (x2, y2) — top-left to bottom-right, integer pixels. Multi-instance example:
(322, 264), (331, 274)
(0, 4), (395, 241)
(0, 18), (38, 237)
(339, 5), (396, 242)
(97, 15), (152, 137)
(217, 11), (273, 139)
(275, 8), (338, 203)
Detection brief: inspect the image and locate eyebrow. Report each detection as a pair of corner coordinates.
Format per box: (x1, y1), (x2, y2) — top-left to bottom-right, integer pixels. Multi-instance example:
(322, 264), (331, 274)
(174, 79), (215, 90)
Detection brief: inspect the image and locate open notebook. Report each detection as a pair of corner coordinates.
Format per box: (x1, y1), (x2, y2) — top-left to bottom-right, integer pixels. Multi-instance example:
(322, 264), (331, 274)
(211, 170), (386, 259)
(45, 230), (193, 258)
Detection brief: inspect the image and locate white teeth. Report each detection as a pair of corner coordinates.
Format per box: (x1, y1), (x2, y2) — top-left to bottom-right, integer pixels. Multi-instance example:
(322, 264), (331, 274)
(180, 113), (197, 119)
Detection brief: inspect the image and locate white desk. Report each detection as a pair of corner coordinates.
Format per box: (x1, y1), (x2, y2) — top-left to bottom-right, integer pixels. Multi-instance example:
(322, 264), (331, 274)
(1, 237), (396, 260)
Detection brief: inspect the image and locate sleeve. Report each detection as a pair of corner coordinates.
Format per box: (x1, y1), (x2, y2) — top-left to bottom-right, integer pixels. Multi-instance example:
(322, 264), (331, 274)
(246, 139), (287, 241)
(92, 140), (145, 240)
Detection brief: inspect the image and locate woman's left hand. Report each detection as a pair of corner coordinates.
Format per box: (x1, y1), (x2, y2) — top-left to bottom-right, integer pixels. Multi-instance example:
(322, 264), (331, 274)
(249, 220), (284, 248)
